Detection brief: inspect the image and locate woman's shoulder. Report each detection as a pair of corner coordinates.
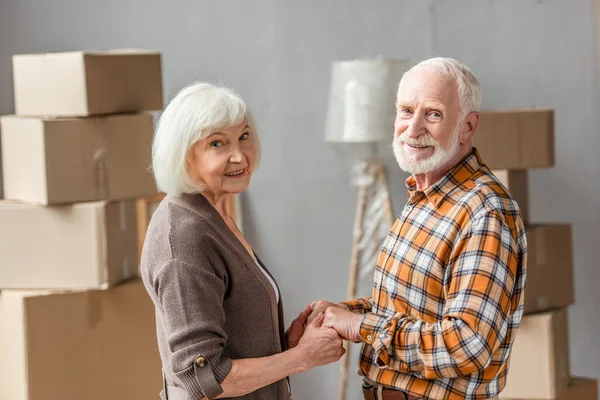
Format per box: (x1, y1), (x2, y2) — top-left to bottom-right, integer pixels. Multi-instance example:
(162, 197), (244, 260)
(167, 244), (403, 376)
(142, 194), (226, 275)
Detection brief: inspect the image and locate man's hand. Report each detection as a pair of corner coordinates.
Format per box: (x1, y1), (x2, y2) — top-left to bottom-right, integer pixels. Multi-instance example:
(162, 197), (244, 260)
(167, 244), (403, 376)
(285, 305), (312, 349)
(308, 300), (350, 324)
(323, 306), (363, 342)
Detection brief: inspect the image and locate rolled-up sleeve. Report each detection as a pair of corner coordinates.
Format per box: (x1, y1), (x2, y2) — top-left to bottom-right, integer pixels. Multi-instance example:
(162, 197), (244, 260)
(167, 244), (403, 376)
(154, 257), (233, 399)
(341, 296), (373, 314)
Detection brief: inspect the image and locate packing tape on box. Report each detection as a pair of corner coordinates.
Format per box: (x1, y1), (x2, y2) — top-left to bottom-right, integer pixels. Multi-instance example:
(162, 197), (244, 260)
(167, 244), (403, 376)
(93, 148), (109, 199)
(119, 200), (131, 278)
(120, 200), (127, 232)
(535, 228), (547, 266)
(97, 203), (109, 287)
(537, 296), (549, 310)
(122, 258), (130, 278)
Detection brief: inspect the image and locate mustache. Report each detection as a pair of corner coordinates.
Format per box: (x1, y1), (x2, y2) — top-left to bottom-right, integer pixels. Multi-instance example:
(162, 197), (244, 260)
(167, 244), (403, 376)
(393, 133), (439, 147)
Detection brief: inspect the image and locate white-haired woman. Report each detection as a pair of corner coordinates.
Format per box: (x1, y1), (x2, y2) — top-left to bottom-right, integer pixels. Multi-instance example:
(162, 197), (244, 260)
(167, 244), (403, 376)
(141, 83), (344, 400)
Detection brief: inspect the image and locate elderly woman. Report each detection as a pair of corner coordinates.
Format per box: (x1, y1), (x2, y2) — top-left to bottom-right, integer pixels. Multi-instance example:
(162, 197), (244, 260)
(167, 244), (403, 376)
(141, 82), (344, 400)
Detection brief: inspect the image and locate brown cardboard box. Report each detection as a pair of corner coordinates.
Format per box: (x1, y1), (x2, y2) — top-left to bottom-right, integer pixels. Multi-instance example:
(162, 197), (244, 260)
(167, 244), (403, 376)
(492, 170), (529, 222)
(501, 309), (570, 399)
(0, 279), (162, 400)
(1, 113), (157, 205)
(502, 377), (598, 400)
(12, 50), (163, 117)
(558, 378), (598, 400)
(475, 110), (554, 169)
(525, 225), (575, 314)
(0, 200), (137, 289)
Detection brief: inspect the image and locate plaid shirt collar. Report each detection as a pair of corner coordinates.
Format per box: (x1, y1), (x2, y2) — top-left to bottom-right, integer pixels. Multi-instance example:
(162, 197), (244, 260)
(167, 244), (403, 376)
(405, 148), (483, 206)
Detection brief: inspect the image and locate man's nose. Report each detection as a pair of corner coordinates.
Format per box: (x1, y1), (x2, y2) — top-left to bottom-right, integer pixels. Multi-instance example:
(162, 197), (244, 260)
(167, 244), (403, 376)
(404, 115), (426, 139)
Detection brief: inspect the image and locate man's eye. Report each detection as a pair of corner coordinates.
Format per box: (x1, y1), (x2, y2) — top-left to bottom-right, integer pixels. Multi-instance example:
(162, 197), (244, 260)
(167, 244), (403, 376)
(401, 108), (412, 114)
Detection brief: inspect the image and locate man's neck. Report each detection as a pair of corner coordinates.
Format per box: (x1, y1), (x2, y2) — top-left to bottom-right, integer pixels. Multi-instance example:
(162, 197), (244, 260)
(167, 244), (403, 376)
(412, 146), (472, 192)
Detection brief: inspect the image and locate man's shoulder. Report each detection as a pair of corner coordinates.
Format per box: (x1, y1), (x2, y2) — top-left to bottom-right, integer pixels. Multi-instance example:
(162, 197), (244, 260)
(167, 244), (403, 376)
(451, 168), (522, 220)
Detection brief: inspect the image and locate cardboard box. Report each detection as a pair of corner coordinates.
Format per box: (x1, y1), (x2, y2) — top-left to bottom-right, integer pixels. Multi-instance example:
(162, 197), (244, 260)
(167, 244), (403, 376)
(0, 200), (137, 289)
(0, 279), (162, 400)
(525, 225), (575, 314)
(475, 110), (554, 169)
(1, 113), (157, 205)
(492, 170), (529, 222)
(12, 50), (163, 117)
(502, 377), (598, 400)
(501, 309), (570, 399)
(558, 378), (598, 400)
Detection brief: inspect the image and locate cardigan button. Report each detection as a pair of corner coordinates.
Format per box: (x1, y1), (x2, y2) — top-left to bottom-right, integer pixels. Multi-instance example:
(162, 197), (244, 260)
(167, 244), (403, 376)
(195, 356), (207, 368)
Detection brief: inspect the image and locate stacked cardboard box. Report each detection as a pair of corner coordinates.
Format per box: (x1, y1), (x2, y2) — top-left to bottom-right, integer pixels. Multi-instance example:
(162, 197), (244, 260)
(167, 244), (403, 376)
(0, 50), (164, 400)
(474, 110), (597, 399)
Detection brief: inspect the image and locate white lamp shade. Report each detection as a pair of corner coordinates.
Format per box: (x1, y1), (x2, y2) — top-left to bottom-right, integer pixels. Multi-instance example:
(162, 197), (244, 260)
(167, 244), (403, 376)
(325, 58), (410, 143)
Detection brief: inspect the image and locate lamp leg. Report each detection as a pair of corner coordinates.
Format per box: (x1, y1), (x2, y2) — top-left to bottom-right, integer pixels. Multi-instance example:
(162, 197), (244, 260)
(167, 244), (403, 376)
(338, 183), (368, 400)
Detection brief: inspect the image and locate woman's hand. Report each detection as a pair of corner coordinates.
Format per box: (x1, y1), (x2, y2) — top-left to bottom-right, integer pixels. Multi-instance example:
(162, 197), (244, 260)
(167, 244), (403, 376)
(285, 305), (312, 349)
(294, 313), (345, 369)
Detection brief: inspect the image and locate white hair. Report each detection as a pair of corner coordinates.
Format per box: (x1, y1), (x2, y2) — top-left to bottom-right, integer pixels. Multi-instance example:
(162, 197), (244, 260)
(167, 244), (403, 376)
(404, 57), (482, 120)
(152, 82), (260, 195)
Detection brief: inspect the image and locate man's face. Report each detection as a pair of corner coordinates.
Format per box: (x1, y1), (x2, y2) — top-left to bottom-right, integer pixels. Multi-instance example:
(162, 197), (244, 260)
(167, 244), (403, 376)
(392, 67), (463, 175)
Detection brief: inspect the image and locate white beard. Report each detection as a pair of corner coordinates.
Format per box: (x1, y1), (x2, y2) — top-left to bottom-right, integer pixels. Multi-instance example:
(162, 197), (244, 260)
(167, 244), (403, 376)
(393, 126), (461, 175)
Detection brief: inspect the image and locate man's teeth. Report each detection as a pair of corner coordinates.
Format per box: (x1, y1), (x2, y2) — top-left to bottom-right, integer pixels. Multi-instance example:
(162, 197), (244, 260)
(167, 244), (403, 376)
(409, 144), (427, 148)
(226, 170), (244, 176)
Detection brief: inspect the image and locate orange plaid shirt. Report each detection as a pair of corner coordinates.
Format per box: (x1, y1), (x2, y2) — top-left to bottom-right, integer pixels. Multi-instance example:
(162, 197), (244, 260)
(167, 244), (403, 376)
(344, 149), (527, 400)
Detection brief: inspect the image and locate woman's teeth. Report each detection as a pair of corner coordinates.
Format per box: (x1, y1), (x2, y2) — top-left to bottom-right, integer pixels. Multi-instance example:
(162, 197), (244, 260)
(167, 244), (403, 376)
(225, 169), (244, 176)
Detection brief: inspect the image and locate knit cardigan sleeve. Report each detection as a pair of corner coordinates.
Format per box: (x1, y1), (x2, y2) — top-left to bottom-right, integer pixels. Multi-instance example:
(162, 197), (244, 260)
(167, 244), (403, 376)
(152, 250), (233, 399)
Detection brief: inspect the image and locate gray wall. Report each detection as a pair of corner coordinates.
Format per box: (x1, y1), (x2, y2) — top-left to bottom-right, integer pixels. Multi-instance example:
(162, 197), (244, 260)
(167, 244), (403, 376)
(1, 1), (598, 399)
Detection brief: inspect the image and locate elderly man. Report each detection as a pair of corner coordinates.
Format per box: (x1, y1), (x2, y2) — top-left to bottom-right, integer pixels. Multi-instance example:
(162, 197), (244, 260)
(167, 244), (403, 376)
(311, 58), (527, 400)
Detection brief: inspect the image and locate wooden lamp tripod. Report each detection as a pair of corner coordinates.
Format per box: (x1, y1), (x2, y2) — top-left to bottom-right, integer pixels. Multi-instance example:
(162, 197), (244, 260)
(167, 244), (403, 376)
(324, 58), (409, 400)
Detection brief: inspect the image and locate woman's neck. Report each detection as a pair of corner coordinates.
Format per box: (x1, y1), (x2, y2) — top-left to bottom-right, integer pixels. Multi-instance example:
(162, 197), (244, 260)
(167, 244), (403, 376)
(201, 191), (232, 221)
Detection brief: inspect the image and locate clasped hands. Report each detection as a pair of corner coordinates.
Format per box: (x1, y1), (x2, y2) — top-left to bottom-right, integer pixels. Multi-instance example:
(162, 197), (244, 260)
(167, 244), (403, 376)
(285, 300), (364, 367)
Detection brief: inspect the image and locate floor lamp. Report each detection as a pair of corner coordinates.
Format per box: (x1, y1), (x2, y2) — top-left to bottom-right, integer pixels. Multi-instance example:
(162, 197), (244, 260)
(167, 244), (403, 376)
(324, 58), (409, 400)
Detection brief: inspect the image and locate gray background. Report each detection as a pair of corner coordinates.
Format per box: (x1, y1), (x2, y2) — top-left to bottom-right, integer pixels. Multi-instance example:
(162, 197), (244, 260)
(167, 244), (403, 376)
(1, 1), (598, 399)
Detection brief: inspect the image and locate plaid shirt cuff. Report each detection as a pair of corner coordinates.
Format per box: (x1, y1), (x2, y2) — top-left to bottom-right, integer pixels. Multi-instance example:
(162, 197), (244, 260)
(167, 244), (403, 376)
(359, 312), (413, 372)
(341, 297), (373, 314)
(359, 313), (393, 367)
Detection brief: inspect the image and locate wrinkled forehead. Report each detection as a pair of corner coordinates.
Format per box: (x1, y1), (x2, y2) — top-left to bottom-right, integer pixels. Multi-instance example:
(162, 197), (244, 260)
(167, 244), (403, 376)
(397, 67), (459, 107)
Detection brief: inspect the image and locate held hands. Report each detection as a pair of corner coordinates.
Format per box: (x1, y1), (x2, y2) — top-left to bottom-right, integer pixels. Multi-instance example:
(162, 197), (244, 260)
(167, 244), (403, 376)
(307, 300), (349, 324)
(285, 305), (312, 349)
(308, 300), (363, 342)
(294, 313), (345, 369)
(322, 306), (363, 343)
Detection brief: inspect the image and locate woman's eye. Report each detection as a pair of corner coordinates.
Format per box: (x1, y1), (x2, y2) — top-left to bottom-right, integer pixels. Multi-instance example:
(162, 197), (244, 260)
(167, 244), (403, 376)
(210, 141), (223, 148)
(240, 132), (249, 140)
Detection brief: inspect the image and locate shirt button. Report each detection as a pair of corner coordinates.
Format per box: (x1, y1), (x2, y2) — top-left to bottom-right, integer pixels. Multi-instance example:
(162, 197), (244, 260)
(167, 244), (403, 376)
(376, 283), (381, 289)
(195, 356), (207, 368)
(367, 335), (373, 342)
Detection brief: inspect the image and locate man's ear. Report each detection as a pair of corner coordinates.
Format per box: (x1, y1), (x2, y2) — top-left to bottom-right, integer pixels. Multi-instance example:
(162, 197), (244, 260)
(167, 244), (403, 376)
(460, 112), (480, 145)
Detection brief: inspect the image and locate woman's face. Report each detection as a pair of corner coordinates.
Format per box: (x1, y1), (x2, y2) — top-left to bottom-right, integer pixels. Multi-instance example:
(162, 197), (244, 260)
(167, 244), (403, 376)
(186, 120), (256, 197)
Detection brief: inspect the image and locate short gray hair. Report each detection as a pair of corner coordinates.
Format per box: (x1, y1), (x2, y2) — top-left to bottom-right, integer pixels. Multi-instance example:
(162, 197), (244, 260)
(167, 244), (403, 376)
(152, 82), (260, 195)
(405, 57), (482, 120)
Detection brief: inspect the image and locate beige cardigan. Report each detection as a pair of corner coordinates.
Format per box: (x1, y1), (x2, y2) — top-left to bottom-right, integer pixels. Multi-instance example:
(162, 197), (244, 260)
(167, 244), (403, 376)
(141, 193), (290, 400)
